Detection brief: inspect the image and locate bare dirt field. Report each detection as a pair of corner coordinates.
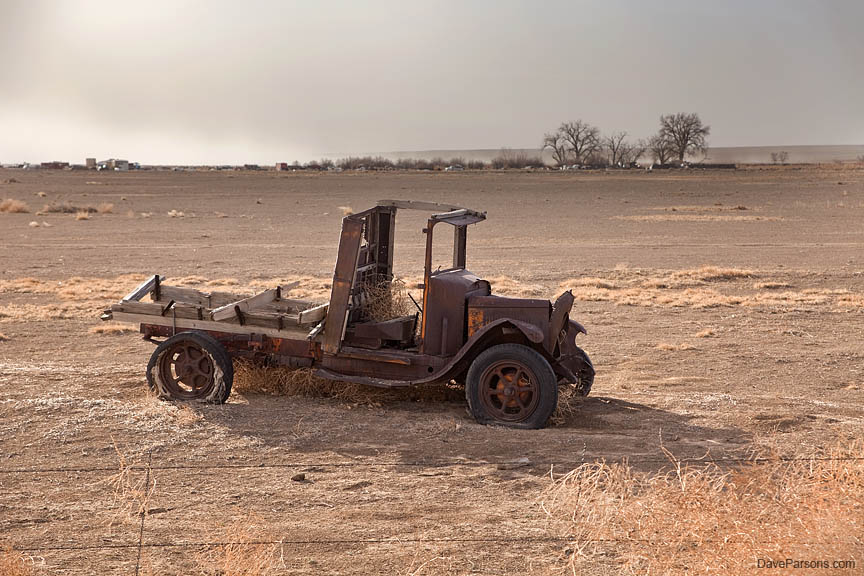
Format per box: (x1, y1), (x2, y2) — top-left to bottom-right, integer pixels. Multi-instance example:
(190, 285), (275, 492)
(1, 166), (863, 574)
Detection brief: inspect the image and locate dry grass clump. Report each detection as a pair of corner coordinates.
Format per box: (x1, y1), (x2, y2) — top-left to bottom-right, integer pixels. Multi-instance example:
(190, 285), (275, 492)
(753, 281), (792, 290)
(206, 278), (240, 287)
(361, 278), (415, 321)
(195, 515), (282, 576)
(0, 198), (30, 213)
(96, 202), (114, 214)
(695, 328), (717, 338)
(541, 441), (864, 575)
(550, 383), (584, 426)
(0, 332), (9, 342)
(670, 266), (753, 283)
(74, 210), (91, 221)
(655, 342), (695, 351)
(42, 202), (96, 214)
(0, 548), (37, 576)
(233, 362), (463, 405)
(486, 275), (547, 297)
(566, 277), (620, 290)
(89, 323), (135, 335)
(28, 221), (39, 228)
(0, 277), (44, 293)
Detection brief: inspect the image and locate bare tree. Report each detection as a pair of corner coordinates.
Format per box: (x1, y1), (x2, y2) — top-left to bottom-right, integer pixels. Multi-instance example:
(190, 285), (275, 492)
(604, 131), (628, 166)
(619, 138), (648, 166)
(770, 151), (789, 165)
(659, 113), (710, 163)
(560, 120), (600, 165)
(542, 131), (569, 168)
(648, 133), (673, 165)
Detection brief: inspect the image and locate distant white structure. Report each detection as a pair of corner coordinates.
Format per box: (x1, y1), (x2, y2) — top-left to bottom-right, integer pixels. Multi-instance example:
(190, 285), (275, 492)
(98, 158), (129, 171)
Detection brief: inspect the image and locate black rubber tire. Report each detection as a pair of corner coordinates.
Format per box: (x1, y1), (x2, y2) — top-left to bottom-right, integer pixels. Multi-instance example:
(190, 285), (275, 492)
(146, 331), (233, 404)
(465, 343), (558, 429)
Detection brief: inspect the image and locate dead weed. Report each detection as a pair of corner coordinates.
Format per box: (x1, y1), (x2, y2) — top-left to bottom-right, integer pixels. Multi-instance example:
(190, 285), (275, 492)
(233, 362), (463, 405)
(194, 515), (283, 576)
(541, 441), (864, 575)
(0, 199), (30, 213)
(0, 548), (37, 576)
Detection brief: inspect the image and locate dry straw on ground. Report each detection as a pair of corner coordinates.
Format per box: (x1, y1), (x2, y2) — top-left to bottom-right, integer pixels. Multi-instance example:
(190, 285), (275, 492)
(541, 441), (864, 575)
(0, 332), (9, 342)
(89, 323), (136, 335)
(96, 202), (114, 214)
(74, 210), (91, 221)
(194, 515), (283, 576)
(0, 198), (30, 213)
(233, 362), (463, 405)
(0, 548), (36, 576)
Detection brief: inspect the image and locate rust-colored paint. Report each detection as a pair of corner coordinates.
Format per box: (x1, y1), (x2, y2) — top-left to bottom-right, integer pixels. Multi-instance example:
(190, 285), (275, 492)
(468, 308), (485, 337)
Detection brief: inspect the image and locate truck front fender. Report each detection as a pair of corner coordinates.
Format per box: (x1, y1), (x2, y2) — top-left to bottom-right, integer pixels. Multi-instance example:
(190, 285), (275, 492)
(431, 317), (544, 380)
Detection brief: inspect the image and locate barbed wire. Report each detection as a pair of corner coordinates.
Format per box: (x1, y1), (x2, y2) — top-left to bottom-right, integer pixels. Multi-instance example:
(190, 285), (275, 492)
(12, 535), (861, 553)
(2, 453), (863, 476)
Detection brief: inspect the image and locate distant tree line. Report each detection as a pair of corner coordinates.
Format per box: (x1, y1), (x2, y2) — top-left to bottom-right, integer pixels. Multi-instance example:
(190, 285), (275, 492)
(288, 155), (536, 172)
(542, 113), (710, 168)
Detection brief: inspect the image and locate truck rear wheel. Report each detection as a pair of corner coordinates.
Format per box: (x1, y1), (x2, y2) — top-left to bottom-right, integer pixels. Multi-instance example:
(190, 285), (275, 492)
(465, 343), (557, 429)
(146, 331), (233, 404)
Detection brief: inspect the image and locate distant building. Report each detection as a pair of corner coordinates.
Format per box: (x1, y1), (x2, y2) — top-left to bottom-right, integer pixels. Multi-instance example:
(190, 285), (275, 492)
(85, 157), (96, 168)
(275, 162), (289, 171)
(98, 158), (130, 171)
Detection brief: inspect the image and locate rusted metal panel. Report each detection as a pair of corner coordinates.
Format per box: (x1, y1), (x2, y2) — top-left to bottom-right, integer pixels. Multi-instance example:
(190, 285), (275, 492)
(546, 290), (574, 353)
(323, 216), (364, 354)
(467, 295), (550, 338)
(421, 269), (488, 356)
(453, 225), (467, 269)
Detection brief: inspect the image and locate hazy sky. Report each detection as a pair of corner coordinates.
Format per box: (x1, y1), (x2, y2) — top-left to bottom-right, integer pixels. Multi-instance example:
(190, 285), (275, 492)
(1, 0), (862, 164)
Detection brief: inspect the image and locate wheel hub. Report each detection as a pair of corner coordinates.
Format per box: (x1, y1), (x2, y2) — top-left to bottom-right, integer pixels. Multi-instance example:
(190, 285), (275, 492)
(479, 361), (540, 422)
(158, 340), (216, 400)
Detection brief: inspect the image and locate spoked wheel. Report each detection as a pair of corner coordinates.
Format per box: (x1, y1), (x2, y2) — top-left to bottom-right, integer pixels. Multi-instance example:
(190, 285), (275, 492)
(478, 361), (540, 423)
(466, 343), (557, 429)
(146, 331), (233, 404)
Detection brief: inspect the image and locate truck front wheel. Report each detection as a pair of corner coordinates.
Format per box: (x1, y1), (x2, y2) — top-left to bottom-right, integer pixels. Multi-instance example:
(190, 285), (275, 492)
(465, 343), (557, 429)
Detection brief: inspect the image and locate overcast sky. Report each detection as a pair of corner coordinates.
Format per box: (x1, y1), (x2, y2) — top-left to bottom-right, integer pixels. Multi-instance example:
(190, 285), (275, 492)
(1, 0), (862, 164)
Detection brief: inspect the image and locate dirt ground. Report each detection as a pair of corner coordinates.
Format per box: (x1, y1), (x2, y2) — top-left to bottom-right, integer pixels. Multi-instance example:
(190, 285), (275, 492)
(1, 166), (863, 574)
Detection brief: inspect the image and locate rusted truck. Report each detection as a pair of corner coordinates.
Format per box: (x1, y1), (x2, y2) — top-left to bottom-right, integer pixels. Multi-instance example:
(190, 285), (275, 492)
(102, 200), (594, 428)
